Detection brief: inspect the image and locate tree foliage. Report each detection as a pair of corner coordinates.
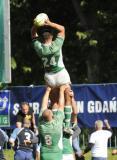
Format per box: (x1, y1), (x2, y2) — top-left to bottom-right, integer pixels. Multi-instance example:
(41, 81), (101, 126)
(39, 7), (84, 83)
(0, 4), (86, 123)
(10, 0), (117, 86)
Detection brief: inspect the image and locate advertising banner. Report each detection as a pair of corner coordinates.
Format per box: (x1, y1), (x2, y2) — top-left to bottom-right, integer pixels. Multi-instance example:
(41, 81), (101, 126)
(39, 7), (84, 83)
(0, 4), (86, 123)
(6, 84), (117, 128)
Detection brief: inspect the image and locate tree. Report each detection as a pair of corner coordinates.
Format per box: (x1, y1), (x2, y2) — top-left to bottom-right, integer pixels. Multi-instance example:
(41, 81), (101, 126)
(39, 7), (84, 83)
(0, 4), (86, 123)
(9, 0), (117, 86)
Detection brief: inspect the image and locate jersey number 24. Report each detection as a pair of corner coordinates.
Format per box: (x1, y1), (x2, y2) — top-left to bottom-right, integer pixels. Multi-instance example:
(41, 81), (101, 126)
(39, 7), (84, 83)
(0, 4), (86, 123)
(42, 56), (57, 67)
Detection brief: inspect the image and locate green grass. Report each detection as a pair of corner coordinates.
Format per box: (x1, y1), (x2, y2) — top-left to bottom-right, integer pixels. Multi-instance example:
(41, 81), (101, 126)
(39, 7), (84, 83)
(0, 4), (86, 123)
(4, 149), (117, 160)
(84, 149), (117, 160)
(4, 149), (14, 159)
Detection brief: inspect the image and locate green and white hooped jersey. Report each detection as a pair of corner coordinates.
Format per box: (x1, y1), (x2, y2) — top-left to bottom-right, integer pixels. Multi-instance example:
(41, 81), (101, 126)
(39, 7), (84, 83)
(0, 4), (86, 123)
(33, 36), (65, 73)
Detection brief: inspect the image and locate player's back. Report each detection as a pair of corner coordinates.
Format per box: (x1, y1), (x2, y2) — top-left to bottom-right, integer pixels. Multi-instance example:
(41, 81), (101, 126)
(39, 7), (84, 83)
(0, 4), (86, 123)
(17, 127), (34, 151)
(39, 118), (63, 153)
(39, 118), (63, 160)
(39, 110), (64, 153)
(33, 36), (65, 73)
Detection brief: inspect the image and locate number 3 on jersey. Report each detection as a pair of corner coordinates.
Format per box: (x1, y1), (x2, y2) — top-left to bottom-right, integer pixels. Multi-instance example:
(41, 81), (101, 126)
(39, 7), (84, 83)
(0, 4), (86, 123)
(25, 132), (31, 141)
(42, 56), (56, 67)
(45, 135), (52, 146)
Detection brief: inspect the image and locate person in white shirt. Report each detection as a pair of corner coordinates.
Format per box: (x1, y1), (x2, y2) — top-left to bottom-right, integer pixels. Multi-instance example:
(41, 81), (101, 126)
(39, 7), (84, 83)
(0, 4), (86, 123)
(83, 119), (112, 160)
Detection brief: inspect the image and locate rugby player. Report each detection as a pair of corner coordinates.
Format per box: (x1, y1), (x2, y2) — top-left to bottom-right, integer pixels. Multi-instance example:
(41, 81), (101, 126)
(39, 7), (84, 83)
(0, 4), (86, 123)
(38, 85), (67, 160)
(31, 18), (71, 87)
(9, 119), (38, 160)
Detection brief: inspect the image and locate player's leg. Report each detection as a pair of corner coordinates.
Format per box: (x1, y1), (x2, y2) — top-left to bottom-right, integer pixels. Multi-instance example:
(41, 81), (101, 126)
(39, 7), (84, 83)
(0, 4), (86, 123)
(63, 88), (73, 134)
(35, 144), (40, 160)
(71, 95), (78, 127)
(56, 68), (71, 87)
(44, 68), (71, 87)
(44, 72), (56, 87)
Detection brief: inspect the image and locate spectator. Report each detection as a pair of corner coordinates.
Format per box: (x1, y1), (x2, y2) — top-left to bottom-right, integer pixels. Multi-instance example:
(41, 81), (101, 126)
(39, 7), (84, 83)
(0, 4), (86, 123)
(9, 119), (38, 160)
(84, 119), (112, 160)
(16, 102), (37, 132)
(0, 128), (8, 160)
(16, 122), (22, 128)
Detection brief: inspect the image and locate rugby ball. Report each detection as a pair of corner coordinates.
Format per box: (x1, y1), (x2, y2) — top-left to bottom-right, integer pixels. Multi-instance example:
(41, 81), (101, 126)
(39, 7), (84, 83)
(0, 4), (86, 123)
(34, 13), (48, 27)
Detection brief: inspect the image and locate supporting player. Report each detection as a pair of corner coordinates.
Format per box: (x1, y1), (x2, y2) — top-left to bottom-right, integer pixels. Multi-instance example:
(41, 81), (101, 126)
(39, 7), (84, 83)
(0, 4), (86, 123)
(62, 88), (75, 160)
(49, 88), (80, 160)
(31, 17), (71, 87)
(38, 85), (66, 160)
(49, 87), (83, 159)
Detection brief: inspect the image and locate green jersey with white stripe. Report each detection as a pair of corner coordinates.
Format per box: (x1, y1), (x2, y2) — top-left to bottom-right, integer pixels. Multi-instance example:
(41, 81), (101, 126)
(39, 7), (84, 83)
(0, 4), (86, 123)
(32, 36), (65, 73)
(39, 110), (64, 153)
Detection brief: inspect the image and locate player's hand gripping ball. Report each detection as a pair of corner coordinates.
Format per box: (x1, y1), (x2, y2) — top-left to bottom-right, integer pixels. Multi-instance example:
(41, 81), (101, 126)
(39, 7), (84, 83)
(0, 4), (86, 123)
(34, 13), (48, 27)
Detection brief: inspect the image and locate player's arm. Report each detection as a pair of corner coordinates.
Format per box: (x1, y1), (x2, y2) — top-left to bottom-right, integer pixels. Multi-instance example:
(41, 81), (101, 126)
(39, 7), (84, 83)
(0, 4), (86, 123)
(31, 112), (36, 129)
(31, 25), (38, 39)
(1, 129), (8, 142)
(83, 143), (94, 154)
(31, 25), (43, 56)
(104, 119), (113, 138)
(9, 128), (20, 147)
(41, 87), (51, 112)
(16, 112), (22, 124)
(44, 19), (65, 38)
(83, 133), (95, 154)
(104, 119), (112, 131)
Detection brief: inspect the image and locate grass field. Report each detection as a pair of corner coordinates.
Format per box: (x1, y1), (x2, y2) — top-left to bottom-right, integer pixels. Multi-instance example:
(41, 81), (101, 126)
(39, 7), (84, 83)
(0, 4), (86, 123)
(4, 149), (117, 160)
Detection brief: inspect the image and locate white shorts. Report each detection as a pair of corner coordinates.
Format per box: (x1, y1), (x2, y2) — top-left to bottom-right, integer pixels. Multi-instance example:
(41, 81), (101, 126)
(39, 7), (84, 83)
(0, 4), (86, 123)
(62, 154), (75, 160)
(44, 68), (71, 87)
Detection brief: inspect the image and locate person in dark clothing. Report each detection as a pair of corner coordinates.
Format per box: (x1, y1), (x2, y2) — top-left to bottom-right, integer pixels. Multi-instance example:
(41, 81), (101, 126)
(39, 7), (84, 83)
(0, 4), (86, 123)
(16, 102), (37, 132)
(0, 128), (8, 160)
(9, 119), (38, 160)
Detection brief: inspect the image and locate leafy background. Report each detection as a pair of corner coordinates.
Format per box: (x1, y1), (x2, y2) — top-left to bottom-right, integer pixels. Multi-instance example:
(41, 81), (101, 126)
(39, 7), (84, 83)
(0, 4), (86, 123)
(10, 0), (117, 86)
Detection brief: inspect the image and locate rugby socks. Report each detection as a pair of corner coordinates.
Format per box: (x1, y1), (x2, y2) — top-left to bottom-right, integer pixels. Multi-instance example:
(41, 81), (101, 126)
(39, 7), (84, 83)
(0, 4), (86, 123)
(64, 105), (72, 127)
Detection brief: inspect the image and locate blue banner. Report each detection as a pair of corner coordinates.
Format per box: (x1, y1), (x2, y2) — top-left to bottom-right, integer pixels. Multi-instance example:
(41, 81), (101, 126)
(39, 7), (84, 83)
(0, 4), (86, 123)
(4, 84), (117, 128)
(0, 90), (10, 127)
